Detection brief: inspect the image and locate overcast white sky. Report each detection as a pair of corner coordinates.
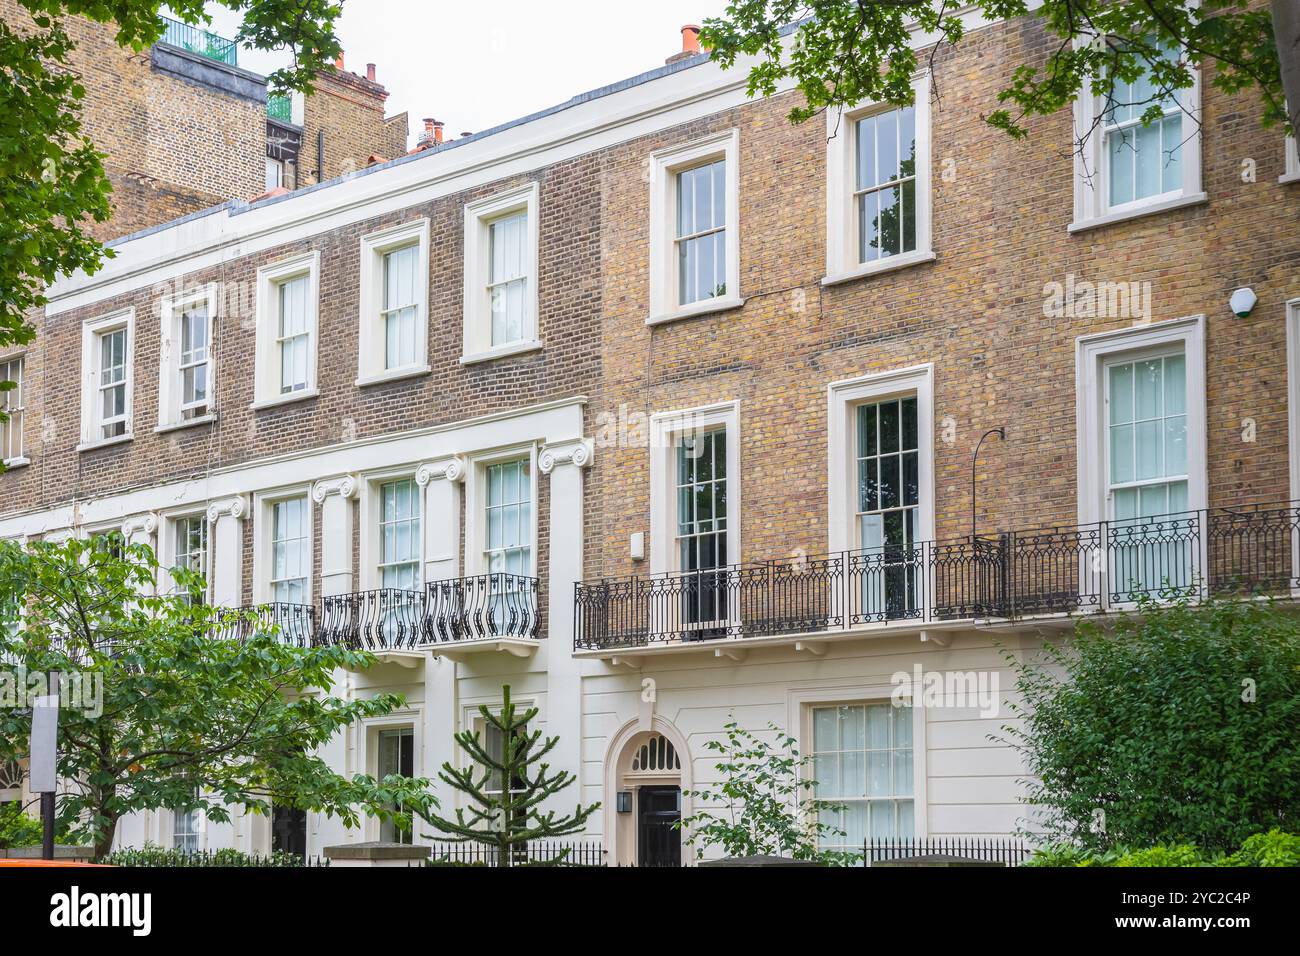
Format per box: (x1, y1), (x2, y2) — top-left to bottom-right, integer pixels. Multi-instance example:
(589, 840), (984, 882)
(201, 1), (730, 146)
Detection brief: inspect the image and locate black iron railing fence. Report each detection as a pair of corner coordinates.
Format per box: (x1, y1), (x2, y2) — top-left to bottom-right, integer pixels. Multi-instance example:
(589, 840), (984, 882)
(212, 603), (317, 647)
(315, 574), (542, 650)
(424, 839), (605, 867)
(863, 837), (1031, 867)
(575, 502), (1300, 650)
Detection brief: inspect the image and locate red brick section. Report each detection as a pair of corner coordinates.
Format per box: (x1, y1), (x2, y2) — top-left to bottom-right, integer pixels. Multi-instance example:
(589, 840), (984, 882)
(1, 17), (1297, 595)
(301, 65), (410, 184)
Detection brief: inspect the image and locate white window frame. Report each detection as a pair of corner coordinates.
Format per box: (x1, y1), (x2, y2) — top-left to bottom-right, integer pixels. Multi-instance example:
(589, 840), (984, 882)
(253, 251), (320, 408)
(359, 467), (424, 591)
(464, 445), (538, 577)
(648, 402), (741, 576)
(827, 365), (935, 556)
(78, 308), (135, 451)
(264, 156), (284, 191)
(160, 508), (211, 602)
(157, 284), (218, 432)
(1075, 315), (1207, 528)
(1284, 299), (1300, 503)
(1282, 134), (1300, 185)
(172, 806), (204, 852)
(360, 713), (421, 842)
(824, 72), (934, 285)
(0, 353), (27, 467)
(462, 183), (542, 364)
(253, 486), (314, 606)
(1070, 43), (1204, 232)
(357, 218), (430, 386)
(647, 130), (743, 326)
(790, 684), (928, 841)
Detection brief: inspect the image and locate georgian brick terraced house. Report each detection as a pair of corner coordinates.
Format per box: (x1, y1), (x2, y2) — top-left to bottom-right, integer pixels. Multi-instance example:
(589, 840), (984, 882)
(1, 14), (1298, 865)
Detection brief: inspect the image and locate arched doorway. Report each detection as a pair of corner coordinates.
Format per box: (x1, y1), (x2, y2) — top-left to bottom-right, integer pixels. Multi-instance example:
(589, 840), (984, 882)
(604, 719), (691, 867)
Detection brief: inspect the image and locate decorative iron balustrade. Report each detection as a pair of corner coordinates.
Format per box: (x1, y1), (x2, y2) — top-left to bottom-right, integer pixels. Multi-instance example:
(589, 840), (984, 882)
(266, 94), (292, 123)
(318, 588), (424, 650)
(574, 502), (1300, 650)
(158, 16), (239, 66)
(423, 573), (540, 644)
(863, 837), (1031, 867)
(212, 603), (317, 647)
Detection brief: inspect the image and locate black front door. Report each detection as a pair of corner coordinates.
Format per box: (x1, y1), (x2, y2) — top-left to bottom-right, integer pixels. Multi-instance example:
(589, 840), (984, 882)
(637, 786), (681, 867)
(271, 806), (307, 859)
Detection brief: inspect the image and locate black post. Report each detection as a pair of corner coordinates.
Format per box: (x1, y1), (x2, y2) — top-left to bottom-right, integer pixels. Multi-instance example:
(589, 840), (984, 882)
(970, 427), (1007, 540)
(41, 791), (55, 861)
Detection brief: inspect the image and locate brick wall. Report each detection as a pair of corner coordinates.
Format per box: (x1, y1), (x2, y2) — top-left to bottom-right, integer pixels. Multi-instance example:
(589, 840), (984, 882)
(301, 66), (407, 182)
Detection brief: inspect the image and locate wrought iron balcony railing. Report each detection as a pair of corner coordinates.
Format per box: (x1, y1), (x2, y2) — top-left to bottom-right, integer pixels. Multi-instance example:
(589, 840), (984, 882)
(574, 501), (1300, 651)
(318, 588), (424, 651)
(212, 603), (317, 647)
(158, 16), (239, 66)
(423, 573), (540, 644)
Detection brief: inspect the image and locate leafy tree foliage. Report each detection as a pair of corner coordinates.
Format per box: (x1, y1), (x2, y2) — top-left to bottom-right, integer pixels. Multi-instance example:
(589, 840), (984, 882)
(1003, 598), (1300, 853)
(701, 1), (1299, 141)
(679, 720), (855, 864)
(0, 1), (344, 354)
(426, 685), (598, 866)
(0, 536), (438, 859)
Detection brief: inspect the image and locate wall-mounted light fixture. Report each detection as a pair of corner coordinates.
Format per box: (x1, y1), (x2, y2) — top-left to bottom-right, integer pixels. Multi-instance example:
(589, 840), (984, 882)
(616, 791), (633, 813)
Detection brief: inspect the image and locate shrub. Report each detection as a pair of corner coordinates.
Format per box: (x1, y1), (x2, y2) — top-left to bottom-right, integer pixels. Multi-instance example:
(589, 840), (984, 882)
(1004, 598), (1300, 852)
(1025, 829), (1300, 867)
(104, 845), (320, 867)
(0, 801), (44, 848)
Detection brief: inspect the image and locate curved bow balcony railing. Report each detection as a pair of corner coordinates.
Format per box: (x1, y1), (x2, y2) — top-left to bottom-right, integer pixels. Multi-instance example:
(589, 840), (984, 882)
(576, 501), (1300, 651)
(212, 603), (318, 647)
(423, 573), (540, 644)
(318, 589), (424, 650)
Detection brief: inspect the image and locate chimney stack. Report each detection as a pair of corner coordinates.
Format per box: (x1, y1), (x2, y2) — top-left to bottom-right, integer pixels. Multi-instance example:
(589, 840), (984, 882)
(334, 52), (345, 70)
(422, 118), (444, 145)
(666, 24), (702, 64)
(366, 63), (376, 82)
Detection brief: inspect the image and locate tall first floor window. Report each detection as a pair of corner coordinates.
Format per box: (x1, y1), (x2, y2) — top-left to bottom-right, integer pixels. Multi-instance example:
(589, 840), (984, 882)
(271, 497), (309, 604)
(675, 159), (727, 305)
(1106, 351), (1191, 595)
(0, 356), (23, 462)
(173, 515), (209, 602)
(379, 478), (420, 590)
(277, 274), (310, 394)
(855, 104), (917, 263)
(485, 459), (531, 577)
(98, 327), (129, 439)
(813, 702), (914, 849)
(382, 244), (420, 369)
(179, 304), (210, 419)
(1102, 43), (1184, 208)
(488, 212), (529, 346)
(676, 428), (728, 629)
(377, 727), (414, 844)
(856, 396), (920, 619)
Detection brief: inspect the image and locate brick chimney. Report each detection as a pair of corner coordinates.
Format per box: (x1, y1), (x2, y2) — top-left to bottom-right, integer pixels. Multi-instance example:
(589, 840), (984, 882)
(366, 63), (376, 82)
(334, 52), (345, 70)
(666, 24), (702, 64)
(421, 118), (444, 145)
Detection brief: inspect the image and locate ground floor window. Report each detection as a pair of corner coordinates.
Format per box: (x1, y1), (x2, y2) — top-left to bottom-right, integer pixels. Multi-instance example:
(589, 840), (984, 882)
(173, 807), (201, 852)
(377, 727), (414, 844)
(812, 701), (914, 849)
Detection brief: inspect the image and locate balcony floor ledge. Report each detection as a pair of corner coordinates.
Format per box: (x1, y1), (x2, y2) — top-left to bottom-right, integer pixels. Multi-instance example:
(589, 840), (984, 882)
(424, 637), (539, 661)
(575, 618), (987, 661)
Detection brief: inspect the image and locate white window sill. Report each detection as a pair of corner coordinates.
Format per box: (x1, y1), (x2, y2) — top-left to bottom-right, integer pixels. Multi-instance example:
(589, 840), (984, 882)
(355, 364), (431, 388)
(822, 249), (937, 287)
(250, 387), (319, 411)
(155, 413), (217, 435)
(2, 456), (31, 470)
(647, 295), (746, 327)
(1279, 171), (1300, 185)
(1068, 192), (1208, 234)
(460, 340), (544, 366)
(77, 433), (134, 453)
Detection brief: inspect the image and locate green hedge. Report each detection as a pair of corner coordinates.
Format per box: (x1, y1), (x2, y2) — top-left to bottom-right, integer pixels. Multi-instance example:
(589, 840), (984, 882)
(104, 846), (325, 867)
(1026, 828), (1300, 867)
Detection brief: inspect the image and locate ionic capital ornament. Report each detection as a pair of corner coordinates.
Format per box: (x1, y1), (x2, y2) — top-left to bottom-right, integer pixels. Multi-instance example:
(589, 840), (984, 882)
(206, 495), (249, 524)
(416, 456), (465, 486)
(312, 474), (358, 503)
(538, 438), (593, 475)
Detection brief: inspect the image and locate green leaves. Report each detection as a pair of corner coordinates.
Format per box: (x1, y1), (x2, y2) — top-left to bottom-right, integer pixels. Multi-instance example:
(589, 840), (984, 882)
(679, 719), (856, 865)
(0, 537), (438, 859)
(0, 2), (345, 355)
(700, 1), (1289, 136)
(1003, 597), (1300, 853)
